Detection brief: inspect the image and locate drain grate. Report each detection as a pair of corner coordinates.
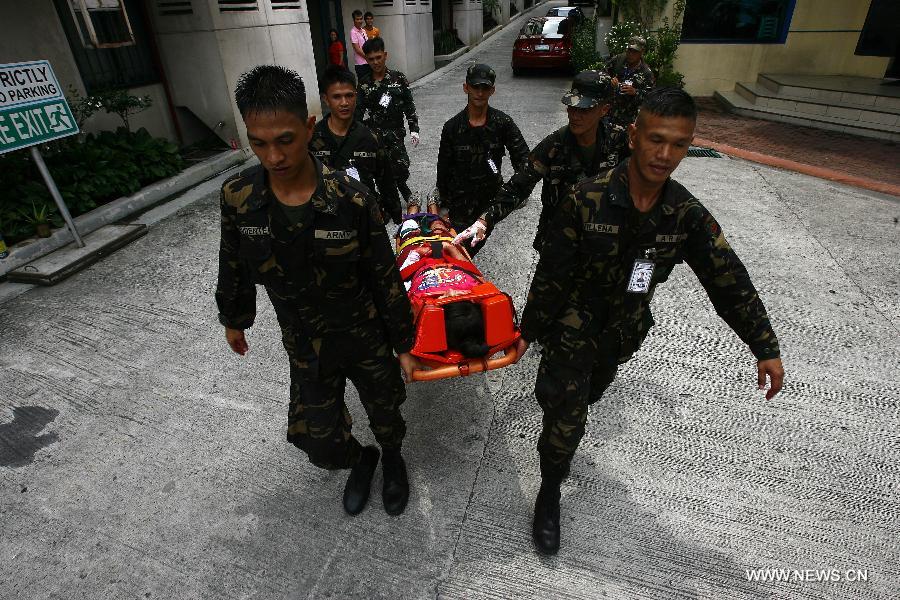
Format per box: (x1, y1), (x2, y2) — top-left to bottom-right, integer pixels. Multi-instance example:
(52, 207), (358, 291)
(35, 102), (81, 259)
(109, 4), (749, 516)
(687, 146), (722, 158)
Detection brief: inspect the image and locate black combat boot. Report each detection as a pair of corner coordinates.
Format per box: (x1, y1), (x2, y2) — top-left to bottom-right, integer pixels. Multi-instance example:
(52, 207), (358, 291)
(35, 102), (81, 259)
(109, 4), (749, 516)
(381, 450), (409, 516)
(532, 479), (562, 555)
(343, 445), (380, 515)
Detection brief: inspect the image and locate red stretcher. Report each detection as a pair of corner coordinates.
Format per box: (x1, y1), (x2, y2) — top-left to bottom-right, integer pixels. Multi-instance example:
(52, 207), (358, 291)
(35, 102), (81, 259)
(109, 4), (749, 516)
(396, 214), (521, 382)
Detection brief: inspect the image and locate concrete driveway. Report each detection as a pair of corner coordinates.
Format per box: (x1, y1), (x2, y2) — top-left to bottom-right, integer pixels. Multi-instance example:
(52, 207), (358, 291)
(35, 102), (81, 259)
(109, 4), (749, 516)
(2, 3), (899, 598)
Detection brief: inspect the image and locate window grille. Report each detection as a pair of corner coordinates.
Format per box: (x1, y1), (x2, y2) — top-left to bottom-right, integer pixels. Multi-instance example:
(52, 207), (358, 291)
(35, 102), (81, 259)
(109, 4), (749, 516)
(67, 0), (135, 48)
(158, 0), (193, 16)
(53, 0), (159, 92)
(218, 0), (258, 12)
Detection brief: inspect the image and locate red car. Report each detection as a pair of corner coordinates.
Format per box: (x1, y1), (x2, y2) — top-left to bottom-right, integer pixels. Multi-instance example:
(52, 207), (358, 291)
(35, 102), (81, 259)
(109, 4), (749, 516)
(512, 16), (574, 75)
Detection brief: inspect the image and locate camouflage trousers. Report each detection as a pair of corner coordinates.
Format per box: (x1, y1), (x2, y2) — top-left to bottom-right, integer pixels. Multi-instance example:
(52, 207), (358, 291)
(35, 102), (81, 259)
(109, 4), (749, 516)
(279, 320), (407, 470)
(378, 129), (412, 201)
(534, 354), (618, 481)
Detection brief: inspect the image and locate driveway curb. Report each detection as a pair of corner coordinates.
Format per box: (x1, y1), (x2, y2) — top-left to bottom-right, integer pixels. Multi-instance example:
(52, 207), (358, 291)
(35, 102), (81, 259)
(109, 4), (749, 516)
(694, 137), (900, 198)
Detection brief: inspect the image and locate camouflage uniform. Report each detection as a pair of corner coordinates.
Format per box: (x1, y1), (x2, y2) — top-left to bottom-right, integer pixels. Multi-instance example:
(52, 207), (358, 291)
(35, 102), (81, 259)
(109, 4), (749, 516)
(309, 115), (402, 223)
(436, 105), (529, 255)
(356, 69), (419, 202)
(215, 157), (415, 470)
(604, 54), (655, 127)
(520, 160), (780, 480)
(484, 122), (630, 253)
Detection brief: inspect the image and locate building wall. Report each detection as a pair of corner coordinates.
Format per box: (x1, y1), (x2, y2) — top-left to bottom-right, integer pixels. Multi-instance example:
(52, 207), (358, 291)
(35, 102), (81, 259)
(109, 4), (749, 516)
(0, 0), (180, 143)
(673, 0), (891, 96)
(453, 1), (484, 46)
(150, 0), (321, 147)
(83, 83), (179, 141)
(0, 0), (86, 96)
(344, 0), (436, 81)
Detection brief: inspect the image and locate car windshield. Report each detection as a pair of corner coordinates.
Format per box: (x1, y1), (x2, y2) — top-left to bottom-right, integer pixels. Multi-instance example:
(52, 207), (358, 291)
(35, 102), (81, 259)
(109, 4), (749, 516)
(521, 19), (568, 37)
(547, 8), (572, 15)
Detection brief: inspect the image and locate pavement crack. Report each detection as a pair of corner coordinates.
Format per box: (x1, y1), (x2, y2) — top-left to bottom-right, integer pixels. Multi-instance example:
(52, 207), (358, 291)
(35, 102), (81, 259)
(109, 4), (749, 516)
(751, 165), (900, 338)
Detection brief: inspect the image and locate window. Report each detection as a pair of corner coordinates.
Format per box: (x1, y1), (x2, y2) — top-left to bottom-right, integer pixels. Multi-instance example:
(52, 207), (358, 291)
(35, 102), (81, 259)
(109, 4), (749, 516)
(681, 0), (795, 44)
(521, 18), (569, 38)
(53, 0), (159, 92)
(67, 0), (136, 48)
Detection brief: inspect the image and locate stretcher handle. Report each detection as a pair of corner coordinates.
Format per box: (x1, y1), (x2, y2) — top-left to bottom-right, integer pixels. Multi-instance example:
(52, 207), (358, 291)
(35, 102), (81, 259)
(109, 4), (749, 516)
(410, 345), (519, 382)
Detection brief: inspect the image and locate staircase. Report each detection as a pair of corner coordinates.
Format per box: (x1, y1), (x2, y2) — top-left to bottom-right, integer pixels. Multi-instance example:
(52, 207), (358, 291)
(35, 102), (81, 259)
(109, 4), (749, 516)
(714, 74), (900, 142)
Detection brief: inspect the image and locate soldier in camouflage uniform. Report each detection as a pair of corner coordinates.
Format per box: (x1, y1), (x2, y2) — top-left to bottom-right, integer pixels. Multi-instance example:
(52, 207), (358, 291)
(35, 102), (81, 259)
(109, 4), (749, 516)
(356, 37), (420, 205)
(454, 71), (629, 253)
(430, 63), (529, 256)
(310, 65), (402, 223)
(216, 65), (419, 517)
(513, 88), (785, 554)
(604, 35), (655, 127)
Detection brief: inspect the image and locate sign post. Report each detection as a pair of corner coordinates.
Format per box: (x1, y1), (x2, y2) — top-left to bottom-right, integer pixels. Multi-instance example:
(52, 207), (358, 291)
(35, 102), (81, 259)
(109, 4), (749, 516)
(0, 60), (84, 247)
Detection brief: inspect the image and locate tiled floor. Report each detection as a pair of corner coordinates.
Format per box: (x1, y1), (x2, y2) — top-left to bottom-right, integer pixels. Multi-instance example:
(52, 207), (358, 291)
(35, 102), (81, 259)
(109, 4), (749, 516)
(695, 97), (900, 188)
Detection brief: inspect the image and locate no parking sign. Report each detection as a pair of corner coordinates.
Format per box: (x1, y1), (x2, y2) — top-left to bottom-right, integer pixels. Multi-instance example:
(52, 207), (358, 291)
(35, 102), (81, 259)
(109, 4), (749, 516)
(0, 60), (84, 247)
(0, 60), (79, 155)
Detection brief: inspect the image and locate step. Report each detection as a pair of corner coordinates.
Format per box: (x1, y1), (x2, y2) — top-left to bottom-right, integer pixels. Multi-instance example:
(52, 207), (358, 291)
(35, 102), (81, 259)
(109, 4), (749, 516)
(734, 82), (900, 127)
(7, 224), (147, 286)
(713, 90), (900, 142)
(758, 74), (900, 113)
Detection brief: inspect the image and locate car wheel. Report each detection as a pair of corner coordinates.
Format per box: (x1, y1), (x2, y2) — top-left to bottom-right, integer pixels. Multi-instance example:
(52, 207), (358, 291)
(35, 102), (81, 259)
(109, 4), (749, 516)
(512, 67), (522, 76)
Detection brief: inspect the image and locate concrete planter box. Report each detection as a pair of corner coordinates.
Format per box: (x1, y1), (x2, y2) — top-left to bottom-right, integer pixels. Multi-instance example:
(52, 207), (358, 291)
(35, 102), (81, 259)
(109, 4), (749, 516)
(0, 149), (251, 279)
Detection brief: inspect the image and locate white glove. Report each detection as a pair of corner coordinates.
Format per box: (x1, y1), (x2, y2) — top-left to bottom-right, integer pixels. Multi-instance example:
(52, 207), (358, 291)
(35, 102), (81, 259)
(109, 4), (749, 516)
(452, 220), (487, 247)
(410, 132), (420, 147)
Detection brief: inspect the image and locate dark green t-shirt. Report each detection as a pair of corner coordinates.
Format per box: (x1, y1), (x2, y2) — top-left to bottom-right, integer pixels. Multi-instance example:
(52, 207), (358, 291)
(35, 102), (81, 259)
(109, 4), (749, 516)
(278, 200), (314, 230)
(576, 143), (596, 170)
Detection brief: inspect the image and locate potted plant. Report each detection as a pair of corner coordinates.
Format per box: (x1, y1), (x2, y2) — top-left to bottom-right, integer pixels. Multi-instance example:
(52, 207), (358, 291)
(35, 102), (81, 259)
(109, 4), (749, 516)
(22, 202), (52, 238)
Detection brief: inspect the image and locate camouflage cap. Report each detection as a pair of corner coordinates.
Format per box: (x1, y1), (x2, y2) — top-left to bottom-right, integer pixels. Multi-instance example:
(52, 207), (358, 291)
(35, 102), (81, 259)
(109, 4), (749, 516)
(561, 70), (613, 108)
(626, 35), (647, 52)
(466, 63), (496, 87)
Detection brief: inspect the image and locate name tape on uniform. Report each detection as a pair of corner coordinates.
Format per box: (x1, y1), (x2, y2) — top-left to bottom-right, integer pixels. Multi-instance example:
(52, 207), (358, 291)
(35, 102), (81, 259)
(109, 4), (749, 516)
(584, 223), (620, 234)
(315, 229), (357, 240)
(239, 226), (270, 236)
(656, 233), (687, 243)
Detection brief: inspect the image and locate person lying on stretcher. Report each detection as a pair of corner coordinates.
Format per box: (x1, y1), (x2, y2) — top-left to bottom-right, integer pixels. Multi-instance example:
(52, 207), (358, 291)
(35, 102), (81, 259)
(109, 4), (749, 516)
(396, 211), (491, 359)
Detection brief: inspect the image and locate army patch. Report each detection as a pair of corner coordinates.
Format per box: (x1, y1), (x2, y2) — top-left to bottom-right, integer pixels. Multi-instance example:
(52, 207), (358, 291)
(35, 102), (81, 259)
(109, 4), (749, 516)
(314, 229), (357, 240)
(656, 233), (687, 243)
(239, 226), (270, 236)
(584, 223), (619, 234)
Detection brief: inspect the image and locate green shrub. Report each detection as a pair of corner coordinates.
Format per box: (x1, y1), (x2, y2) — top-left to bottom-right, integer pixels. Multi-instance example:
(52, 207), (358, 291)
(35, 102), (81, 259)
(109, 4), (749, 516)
(434, 29), (463, 55)
(571, 15), (602, 72)
(605, 21), (646, 57)
(602, 0), (686, 89)
(0, 127), (183, 245)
